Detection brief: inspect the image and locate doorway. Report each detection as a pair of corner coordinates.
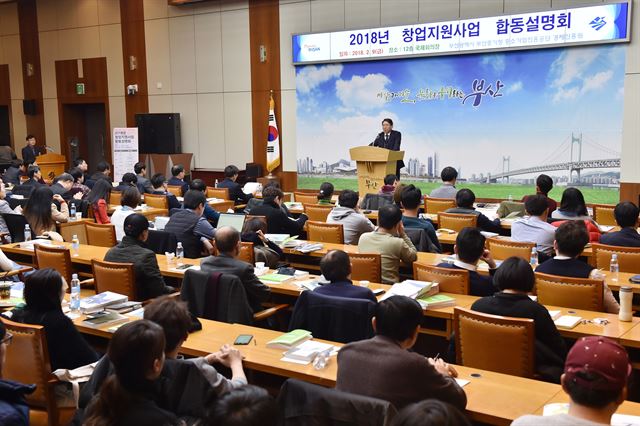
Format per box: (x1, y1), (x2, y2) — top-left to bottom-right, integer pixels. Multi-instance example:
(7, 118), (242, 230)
(0, 106), (10, 147)
(61, 103), (108, 169)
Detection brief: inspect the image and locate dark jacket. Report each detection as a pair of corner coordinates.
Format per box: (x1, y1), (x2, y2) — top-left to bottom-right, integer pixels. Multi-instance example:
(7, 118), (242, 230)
(21, 145), (40, 165)
(167, 177), (189, 196)
(136, 175), (153, 194)
(0, 379), (34, 426)
(436, 262), (496, 296)
(217, 178), (252, 204)
(104, 236), (175, 301)
(600, 227), (640, 248)
(49, 182), (68, 197)
(20, 178), (42, 188)
(114, 183), (136, 193)
(245, 197), (291, 216)
(200, 253), (270, 313)
(535, 258), (593, 279)
(314, 280), (377, 302)
(2, 166), (20, 186)
(337, 335), (467, 410)
(86, 172), (111, 189)
(151, 189), (181, 210)
(445, 207), (503, 234)
(402, 216), (441, 252)
(8, 308), (98, 371)
(165, 209), (203, 259)
(370, 130), (405, 170)
(471, 292), (567, 382)
(250, 201), (307, 237)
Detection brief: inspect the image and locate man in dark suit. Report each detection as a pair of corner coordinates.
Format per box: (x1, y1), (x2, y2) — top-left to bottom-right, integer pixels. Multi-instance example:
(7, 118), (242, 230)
(370, 118), (403, 179)
(2, 160), (25, 186)
(249, 186), (307, 237)
(167, 164), (189, 196)
(150, 173), (181, 210)
(50, 173), (75, 199)
(313, 250), (376, 302)
(21, 135), (41, 165)
(600, 202), (640, 248)
(217, 164), (256, 204)
(20, 165), (43, 188)
(200, 226), (271, 313)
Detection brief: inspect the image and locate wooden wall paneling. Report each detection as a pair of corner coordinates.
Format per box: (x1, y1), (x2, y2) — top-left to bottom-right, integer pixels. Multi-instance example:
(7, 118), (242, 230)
(17, 0), (46, 147)
(620, 182), (640, 205)
(0, 65), (13, 149)
(120, 0), (149, 127)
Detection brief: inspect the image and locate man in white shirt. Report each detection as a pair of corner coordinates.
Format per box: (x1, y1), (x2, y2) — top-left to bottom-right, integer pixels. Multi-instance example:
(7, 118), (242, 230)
(511, 194), (556, 256)
(429, 166), (458, 199)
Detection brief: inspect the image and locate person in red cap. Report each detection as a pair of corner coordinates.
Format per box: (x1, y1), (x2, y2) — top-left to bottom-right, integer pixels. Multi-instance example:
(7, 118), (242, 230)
(512, 336), (631, 426)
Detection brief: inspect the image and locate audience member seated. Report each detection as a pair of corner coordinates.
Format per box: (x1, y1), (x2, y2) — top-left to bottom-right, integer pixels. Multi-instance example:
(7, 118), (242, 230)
(134, 161), (153, 194)
(391, 399), (471, 426)
(316, 182), (334, 205)
(0, 178), (17, 234)
(522, 174), (557, 216)
(68, 167), (91, 199)
(241, 217), (283, 268)
(165, 190), (215, 258)
(400, 185), (441, 251)
(511, 194), (556, 256)
(513, 336), (630, 426)
(536, 221), (619, 314)
(600, 201), (640, 247)
(3, 269), (98, 371)
(2, 160), (24, 186)
(436, 227), (496, 296)
(429, 166), (458, 199)
(86, 179), (112, 224)
(327, 189), (375, 245)
(0, 320), (34, 426)
(105, 214), (175, 300)
(200, 226), (270, 313)
(551, 187), (593, 221)
(23, 186), (69, 236)
(250, 186), (307, 237)
(50, 173), (79, 202)
(189, 179), (220, 225)
(314, 250), (377, 302)
(83, 321), (180, 425)
(20, 165), (43, 188)
(207, 385), (277, 426)
(150, 173), (181, 210)
(111, 186), (140, 242)
(379, 174), (397, 195)
(245, 182), (291, 216)
(337, 295), (466, 410)
(20, 134), (40, 166)
(0, 145), (16, 165)
(72, 157), (89, 181)
(113, 172), (138, 193)
(358, 204), (417, 284)
(86, 161), (112, 189)
(393, 183), (405, 206)
(445, 189), (502, 234)
(471, 257), (567, 382)
(168, 164), (189, 196)
(218, 165), (256, 204)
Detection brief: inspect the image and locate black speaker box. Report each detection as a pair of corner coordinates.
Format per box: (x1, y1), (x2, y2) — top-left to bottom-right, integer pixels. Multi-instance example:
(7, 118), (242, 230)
(23, 99), (36, 115)
(135, 113), (181, 154)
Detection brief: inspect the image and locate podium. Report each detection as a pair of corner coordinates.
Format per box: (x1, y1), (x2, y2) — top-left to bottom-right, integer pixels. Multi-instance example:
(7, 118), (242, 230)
(35, 153), (66, 182)
(349, 146), (404, 195)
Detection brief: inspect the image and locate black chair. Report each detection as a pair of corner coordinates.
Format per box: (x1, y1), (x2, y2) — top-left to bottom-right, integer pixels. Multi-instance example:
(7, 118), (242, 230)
(404, 227), (438, 253)
(1, 213), (33, 242)
(288, 291), (375, 344)
(11, 185), (34, 199)
(7, 198), (27, 210)
(359, 193), (393, 210)
(146, 229), (178, 255)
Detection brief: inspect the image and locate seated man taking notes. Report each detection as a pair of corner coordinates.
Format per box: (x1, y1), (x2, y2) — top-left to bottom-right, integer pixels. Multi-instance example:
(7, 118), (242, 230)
(599, 202), (640, 248)
(314, 250), (377, 302)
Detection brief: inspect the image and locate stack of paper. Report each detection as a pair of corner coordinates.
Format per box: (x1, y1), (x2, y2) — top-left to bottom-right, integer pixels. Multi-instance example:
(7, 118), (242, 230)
(80, 292), (128, 314)
(554, 315), (582, 329)
(260, 273), (294, 284)
(417, 294), (456, 309)
(380, 280), (438, 301)
(295, 243), (323, 253)
(282, 340), (335, 363)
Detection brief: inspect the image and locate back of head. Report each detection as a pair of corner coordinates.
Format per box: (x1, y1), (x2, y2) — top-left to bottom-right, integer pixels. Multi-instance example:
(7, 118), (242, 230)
(375, 295), (422, 341)
(68, 167), (83, 182)
(262, 185), (283, 203)
(400, 184), (422, 210)
(24, 268), (64, 312)
(455, 188), (475, 208)
(224, 165), (239, 178)
(183, 189), (206, 210)
(337, 189), (358, 209)
(87, 178), (112, 205)
(317, 182), (334, 201)
(121, 172), (137, 185)
(55, 172), (73, 184)
(242, 217), (266, 234)
(189, 178), (207, 192)
(96, 161), (110, 173)
(27, 165), (39, 179)
(123, 213), (149, 239)
(555, 220), (589, 257)
(24, 186), (55, 231)
(10, 159), (23, 169)
(455, 227), (486, 264)
(536, 174), (553, 195)
(72, 158), (86, 168)
(441, 166), (458, 183)
(320, 250), (351, 282)
(524, 194), (548, 217)
(614, 202), (639, 228)
(134, 162), (146, 175)
(143, 296), (192, 354)
(560, 187), (587, 216)
(209, 385), (277, 426)
(215, 226), (240, 254)
(493, 257), (534, 292)
(150, 173), (165, 189)
(378, 204), (402, 229)
(384, 174), (397, 186)
(121, 186), (141, 208)
(391, 399), (471, 426)
(171, 164), (184, 177)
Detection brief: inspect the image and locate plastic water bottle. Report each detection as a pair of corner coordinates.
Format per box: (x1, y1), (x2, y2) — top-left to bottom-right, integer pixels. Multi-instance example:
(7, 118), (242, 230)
(214, 179), (219, 188)
(70, 273), (81, 312)
(313, 349), (331, 370)
(176, 242), (184, 265)
(610, 253), (619, 282)
(529, 247), (538, 267)
(23, 224), (31, 242)
(69, 203), (76, 220)
(71, 234), (80, 257)
(619, 286), (633, 322)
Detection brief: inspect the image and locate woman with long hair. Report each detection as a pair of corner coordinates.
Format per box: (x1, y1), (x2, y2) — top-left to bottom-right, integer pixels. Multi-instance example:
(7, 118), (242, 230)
(317, 182), (334, 205)
(86, 178), (112, 224)
(23, 186), (69, 236)
(551, 187), (601, 242)
(84, 320), (181, 426)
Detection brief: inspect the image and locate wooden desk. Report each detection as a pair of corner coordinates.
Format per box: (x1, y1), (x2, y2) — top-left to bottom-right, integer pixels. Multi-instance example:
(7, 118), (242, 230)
(534, 391), (640, 417)
(107, 205), (167, 220)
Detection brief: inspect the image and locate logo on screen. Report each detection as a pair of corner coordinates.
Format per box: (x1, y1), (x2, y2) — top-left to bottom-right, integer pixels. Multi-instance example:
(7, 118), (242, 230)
(303, 44), (321, 52)
(589, 17), (607, 31)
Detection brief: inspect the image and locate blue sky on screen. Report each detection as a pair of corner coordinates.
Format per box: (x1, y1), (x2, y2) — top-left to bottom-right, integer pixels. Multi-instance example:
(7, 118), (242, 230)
(295, 45), (625, 177)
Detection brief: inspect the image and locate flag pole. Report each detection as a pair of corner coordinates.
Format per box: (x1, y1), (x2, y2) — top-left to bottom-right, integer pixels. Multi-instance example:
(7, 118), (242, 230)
(266, 89), (277, 179)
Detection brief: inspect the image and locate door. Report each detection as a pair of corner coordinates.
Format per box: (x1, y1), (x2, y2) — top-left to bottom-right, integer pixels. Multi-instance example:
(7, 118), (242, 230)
(61, 103), (108, 169)
(0, 105), (10, 147)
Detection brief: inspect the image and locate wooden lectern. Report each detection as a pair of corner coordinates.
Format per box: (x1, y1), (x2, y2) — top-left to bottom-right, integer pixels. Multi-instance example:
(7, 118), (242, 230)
(35, 153), (66, 182)
(349, 146), (404, 195)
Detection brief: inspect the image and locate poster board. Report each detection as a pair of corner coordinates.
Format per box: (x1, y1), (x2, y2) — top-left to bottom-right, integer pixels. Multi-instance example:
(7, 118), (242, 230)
(112, 128), (139, 185)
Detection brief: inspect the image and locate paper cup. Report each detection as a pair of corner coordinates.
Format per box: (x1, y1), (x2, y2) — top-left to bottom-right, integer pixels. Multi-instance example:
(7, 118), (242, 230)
(0, 282), (11, 299)
(359, 280), (370, 288)
(75, 212), (82, 221)
(255, 262), (265, 270)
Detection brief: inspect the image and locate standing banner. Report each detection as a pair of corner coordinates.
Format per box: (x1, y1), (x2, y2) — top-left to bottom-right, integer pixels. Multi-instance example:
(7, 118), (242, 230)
(266, 93), (281, 173)
(112, 128), (139, 185)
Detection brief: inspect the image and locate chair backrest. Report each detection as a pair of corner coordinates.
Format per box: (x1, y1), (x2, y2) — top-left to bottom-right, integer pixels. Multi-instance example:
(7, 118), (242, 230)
(1, 213), (30, 242)
(592, 243), (640, 273)
(8, 197), (28, 210)
(239, 241), (255, 264)
(348, 252), (381, 283)
(144, 193), (169, 209)
(303, 204), (333, 222)
(84, 222), (117, 247)
(307, 221), (344, 244)
(91, 258), (137, 300)
(146, 229), (178, 254)
(12, 184), (34, 198)
(294, 192), (319, 205)
(496, 201), (526, 218)
(425, 197), (456, 215)
(454, 307), (535, 378)
(359, 193), (393, 210)
(110, 190), (122, 206)
(35, 245), (73, 285)
(207, 187), (230, 200)
(244, 215), (267, 230)
(592, 204), (617, 226)
(413, 263), (469, 294)
(487, 238), (535, 261)
(211, 200), (235, 213)
(535, 272), (604, 311)
(438, 212), (477, 232)
(166, 185), (183, 197)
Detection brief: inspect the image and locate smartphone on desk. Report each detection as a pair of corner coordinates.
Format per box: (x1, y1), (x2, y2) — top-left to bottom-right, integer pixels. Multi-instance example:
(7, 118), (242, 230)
(175, 264), (192, 270)
(372, 288), (385, 295)
(234, 334), (253, 345)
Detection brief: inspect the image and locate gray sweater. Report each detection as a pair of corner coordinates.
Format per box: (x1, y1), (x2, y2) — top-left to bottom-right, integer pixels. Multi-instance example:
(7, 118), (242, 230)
(326, 206), (375, 245)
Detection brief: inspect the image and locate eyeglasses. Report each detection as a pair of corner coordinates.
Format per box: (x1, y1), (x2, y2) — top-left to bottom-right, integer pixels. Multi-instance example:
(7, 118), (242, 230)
(1, 332), (13, 345)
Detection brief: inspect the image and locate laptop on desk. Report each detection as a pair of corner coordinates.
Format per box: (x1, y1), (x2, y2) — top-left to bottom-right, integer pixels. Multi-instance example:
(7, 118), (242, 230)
(217, 213), (246, 232)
